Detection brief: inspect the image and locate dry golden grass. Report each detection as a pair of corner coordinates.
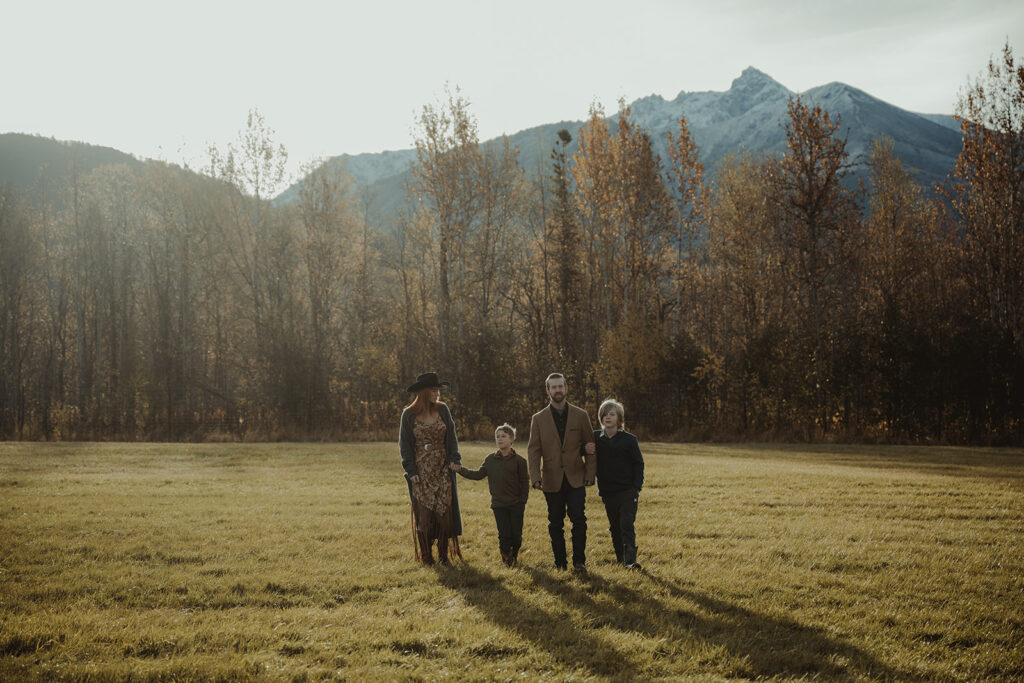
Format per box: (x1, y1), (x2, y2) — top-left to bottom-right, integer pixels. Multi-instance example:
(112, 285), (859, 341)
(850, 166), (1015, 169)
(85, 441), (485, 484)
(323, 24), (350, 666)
(1, 441), (1022, 681)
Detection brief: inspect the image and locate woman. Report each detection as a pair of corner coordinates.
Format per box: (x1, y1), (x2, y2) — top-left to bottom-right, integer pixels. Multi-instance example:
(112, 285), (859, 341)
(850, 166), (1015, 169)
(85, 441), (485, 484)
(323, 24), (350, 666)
(399, 372), (464, 565)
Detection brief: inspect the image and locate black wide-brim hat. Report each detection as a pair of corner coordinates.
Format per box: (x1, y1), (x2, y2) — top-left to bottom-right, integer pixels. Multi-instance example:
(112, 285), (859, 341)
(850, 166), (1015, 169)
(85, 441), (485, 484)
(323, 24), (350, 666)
(406, 372), (450, 393)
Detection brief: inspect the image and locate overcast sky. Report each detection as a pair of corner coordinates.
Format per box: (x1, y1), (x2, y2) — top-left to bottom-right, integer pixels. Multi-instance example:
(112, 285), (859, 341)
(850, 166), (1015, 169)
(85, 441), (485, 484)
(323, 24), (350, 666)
(4, 0), (1023, 181)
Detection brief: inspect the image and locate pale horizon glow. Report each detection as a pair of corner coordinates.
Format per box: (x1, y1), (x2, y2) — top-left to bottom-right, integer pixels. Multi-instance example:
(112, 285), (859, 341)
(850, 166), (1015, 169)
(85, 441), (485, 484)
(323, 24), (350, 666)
(3, 0), (1023, 184)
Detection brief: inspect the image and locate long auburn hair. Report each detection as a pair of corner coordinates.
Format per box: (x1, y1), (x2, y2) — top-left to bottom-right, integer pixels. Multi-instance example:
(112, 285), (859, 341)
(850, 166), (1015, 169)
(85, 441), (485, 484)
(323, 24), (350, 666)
(405, 388), (444, 416)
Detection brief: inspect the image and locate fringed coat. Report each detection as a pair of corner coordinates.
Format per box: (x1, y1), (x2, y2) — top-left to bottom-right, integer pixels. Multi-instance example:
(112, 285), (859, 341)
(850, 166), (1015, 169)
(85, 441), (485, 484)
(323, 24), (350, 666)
(399, 403), (463, 536)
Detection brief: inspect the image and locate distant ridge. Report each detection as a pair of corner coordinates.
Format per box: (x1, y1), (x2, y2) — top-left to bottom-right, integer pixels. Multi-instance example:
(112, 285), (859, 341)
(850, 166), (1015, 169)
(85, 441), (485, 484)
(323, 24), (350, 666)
(0, 133), (143, 198)
(276, 67), (961, 218)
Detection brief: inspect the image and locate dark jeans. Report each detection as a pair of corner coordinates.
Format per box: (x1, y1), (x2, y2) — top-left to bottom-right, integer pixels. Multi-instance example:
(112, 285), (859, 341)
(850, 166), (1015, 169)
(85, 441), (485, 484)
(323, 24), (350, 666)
(492, 503), (525, 555)
(544, 475), (587, 567)
(602, 488), (639, 564)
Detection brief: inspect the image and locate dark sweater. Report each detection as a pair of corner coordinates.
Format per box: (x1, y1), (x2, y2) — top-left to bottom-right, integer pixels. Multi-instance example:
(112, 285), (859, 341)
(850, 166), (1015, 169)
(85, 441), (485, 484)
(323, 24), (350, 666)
(458, 449), (530, 508)
(594, 429), (644, 497)
(550, 404), (568, 444)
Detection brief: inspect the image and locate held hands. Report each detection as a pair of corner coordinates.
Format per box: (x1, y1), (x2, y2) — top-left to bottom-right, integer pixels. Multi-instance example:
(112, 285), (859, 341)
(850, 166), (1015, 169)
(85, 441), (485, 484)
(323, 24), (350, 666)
(532, 481), (543, 490)
(449, 463), (462, 472)
(581, 442), (596, 486)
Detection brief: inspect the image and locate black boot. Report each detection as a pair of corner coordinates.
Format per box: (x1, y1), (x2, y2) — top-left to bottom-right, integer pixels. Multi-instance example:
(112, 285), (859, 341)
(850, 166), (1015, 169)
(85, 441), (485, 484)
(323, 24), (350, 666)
(623, 544), (640, 570)
(418, 532), (435, 565)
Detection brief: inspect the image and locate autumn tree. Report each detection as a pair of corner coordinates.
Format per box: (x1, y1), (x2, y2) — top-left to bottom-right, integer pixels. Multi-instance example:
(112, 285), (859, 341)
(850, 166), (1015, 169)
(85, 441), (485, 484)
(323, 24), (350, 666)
(206, 109), (298, 429)
(509, 168), (557, 381)
(206, 109), (289, 382)
(137, 163), (211, 437)
(385, 205), (441, 387)
(549, 129), (581, 354)
(344, 179), (399, 429)
(469, 139), (526, 329)
(574, 104), (678, 417)
(30, 173), (75, 439)
(459, 138), (528, 425)
(953, 41), (1024, 350)
(703, 153), (788, 434)
(859, 138), (946, 437)
(408, 86), (482, 372)
(85, 165), (143, 437)
(572, 102), (617, 349)
(766, 96), (862, 433)
(950, 41), (1024, 441)
(665, 115), (707, 337)
(65, 165), (144, 437)
(609, 107), (676, 321)
(573, 104), (674, 332)
(594, 312), (673, 435)
(295, 160), (354, 428)
(0, 187), (39, 438)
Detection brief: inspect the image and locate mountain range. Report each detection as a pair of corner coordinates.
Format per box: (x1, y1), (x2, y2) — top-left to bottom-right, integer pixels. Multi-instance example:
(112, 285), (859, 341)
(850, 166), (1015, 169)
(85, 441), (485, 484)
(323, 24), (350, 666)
(275, 68), (961, 220)
(2, 68), (962, 217)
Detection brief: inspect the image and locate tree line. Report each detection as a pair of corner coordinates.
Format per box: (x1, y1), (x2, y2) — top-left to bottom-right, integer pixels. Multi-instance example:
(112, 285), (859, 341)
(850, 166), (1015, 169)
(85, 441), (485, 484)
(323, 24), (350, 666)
(1, 44), (1022, 444)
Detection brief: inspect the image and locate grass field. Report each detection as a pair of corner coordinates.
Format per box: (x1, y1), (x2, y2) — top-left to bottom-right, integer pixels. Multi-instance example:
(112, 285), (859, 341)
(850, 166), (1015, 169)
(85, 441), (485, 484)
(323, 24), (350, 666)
(1, 441), (1022, 681)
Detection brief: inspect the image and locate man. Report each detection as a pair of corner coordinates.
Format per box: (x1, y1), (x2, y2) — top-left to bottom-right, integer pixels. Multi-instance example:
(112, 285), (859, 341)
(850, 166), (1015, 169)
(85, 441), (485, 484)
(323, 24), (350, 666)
(527, 373), (596, 571)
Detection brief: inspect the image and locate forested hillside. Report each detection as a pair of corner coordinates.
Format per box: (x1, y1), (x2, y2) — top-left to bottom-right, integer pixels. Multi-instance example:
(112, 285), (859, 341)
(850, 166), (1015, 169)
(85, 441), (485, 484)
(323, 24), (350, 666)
(0, 134), (143, 203)
(1, 48), (1021, 443)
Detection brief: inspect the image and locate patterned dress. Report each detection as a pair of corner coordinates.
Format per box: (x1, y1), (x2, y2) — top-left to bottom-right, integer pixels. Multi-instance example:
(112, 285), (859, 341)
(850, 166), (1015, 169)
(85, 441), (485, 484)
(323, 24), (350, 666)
(410, 418), (460, 563)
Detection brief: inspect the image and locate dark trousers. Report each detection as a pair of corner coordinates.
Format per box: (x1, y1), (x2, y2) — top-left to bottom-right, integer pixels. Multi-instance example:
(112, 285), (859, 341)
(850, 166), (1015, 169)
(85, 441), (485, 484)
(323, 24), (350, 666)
(544, 475), (587, 567)
(492, 504), (525, 556)
(602, 489), (639, 564)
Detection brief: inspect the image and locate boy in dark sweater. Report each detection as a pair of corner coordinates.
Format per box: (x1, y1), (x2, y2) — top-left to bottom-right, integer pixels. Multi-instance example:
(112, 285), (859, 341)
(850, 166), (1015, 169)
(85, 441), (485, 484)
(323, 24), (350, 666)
(451, 423), (530, 566)
(594, 399), (645, 569)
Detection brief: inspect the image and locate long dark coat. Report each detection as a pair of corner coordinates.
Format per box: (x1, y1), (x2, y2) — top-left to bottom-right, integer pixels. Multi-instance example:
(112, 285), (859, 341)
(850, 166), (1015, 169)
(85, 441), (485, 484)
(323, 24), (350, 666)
(399, 403), (463, 535)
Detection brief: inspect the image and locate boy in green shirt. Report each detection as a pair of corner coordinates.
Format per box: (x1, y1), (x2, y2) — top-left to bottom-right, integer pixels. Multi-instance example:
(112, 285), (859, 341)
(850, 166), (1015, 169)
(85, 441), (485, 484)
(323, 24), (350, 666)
(451, 424), (530, 566)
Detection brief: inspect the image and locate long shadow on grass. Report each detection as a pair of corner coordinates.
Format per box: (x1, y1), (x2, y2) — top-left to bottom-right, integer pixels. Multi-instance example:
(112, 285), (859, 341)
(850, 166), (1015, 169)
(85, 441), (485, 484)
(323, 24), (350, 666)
(435, 564), (634, 678)
(523, 566), (915, 681)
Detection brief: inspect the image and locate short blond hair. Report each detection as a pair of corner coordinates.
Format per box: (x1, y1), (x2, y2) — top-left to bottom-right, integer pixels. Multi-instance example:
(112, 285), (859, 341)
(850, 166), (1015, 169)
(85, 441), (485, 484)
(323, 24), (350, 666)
(598, 398), (624, 429)
(495, 423), (516, 439)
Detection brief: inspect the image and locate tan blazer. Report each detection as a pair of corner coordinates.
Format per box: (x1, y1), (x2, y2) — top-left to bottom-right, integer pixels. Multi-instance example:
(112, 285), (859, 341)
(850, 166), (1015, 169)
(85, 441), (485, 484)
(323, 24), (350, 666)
(527, 403), (596, 492)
